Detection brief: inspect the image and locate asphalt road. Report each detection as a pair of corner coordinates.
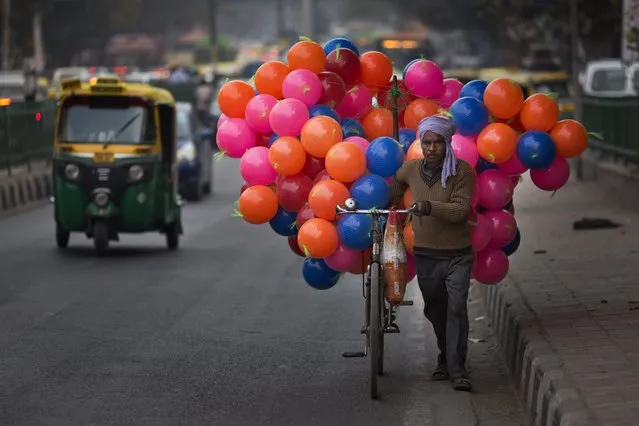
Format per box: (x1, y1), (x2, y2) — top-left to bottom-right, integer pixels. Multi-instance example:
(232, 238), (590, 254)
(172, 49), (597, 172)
(0, 159), (524, 426)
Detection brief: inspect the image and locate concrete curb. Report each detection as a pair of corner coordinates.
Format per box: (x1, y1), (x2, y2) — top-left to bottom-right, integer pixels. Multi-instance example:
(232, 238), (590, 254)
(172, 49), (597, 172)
(0, 166), (51, 218)
(478, 277), (599, 426)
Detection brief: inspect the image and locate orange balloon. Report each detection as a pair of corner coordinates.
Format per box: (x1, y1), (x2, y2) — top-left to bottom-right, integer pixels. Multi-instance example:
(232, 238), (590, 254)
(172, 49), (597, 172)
(348, 247), (373, 274)
(287, 40), (326, 74)
(519, 93), (560, 132)
(308, 179), (350, 220)
(217, 80), (255, 118)
(403, 222), (414, 255)
(358, 51), (393, 91)
(297, 218), (338, 258)
(404, 98), (439, 130)
(300, 116), (343, 158)
(269, 136), (307, 176)
(550, 119), (588, 158)
(484, 78), (525, 120)
(406, 140), (424, 160)
(325, 142), (366, 183)
(402, 188), (413, 209)
(476, 123), (518, 163)
(238, 185), (278, 224)
(361, 108), (394, 140)
(255, 61), (290, 99)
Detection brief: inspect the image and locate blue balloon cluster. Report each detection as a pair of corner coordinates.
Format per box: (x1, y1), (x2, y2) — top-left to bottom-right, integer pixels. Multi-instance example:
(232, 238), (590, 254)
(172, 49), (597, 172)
(366, 137), (404, 177)
(303, 258), (341, 290)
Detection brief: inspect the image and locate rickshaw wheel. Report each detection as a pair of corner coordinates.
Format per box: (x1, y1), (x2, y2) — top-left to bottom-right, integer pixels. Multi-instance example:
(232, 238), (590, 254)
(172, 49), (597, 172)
(56, 222), (70, 249)
(166, 221), (180, 250)
(93, 221), (109, 256)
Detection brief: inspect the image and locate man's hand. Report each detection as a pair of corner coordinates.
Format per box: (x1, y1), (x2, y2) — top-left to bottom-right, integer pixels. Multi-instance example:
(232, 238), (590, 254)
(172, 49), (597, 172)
(413, 201), (432, 217)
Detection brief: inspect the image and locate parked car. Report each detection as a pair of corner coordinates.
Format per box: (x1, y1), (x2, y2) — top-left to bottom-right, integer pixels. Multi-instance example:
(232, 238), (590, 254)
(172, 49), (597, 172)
(176, 102), (214, 200)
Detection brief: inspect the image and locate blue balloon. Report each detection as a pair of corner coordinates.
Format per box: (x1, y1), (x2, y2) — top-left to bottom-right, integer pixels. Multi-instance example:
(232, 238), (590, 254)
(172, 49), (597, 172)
(269, 208), (297, 236)
(450, 97), (489, 137)
(350, 174), (390, 210)
(302, 258), (341, 290)
(309, 104), (340, 122)
(502, 228), (521, 256)
(476, 158), (498, 174)
(403, 59), (419, 80)
(340, 117), (365, 138)
(517, 131), (556, 169)
(323, 37), (360, 56)
(460, 80), (488, 102)
(398, 128), (417, 153)
(366, 137), (404, 177)
(268, 133), (280, 147)
(338, 214), (374, 250)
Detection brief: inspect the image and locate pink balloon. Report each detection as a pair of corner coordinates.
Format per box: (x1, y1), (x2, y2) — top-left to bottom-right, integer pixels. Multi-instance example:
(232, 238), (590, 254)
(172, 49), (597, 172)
(239, 146), (277, 186)
(451, 133), (479, 167)
(216, 118), (257, 158)
(404, 60), (445, 99)
(499, 153), (529, 176)
(530, 157), (570, 191)
(336, 84), (372, 119)
(269, 98), (309, 137)
(282, 69), (323, 107)
(478, 169), (514, 210)
(484, 209), (517, 249)
(473, 248), (509, 285)
(405, 254), (416, 283)
(470, 183), (480, 208)
(344, 136), (369, 154)
(471, 212), (492, 252)
(217, 113), (229, 129)
(244, 94), (278, 134)
(324, 243), (361, 272)
(437, 78), (463, 108)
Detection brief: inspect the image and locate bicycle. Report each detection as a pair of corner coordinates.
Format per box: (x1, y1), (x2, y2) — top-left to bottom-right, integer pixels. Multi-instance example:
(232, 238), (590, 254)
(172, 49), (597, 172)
(336, 198), (417, 399)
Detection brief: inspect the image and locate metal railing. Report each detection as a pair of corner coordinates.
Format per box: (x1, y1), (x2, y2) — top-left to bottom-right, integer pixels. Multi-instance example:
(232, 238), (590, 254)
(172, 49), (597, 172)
(0, 101), (55, 175)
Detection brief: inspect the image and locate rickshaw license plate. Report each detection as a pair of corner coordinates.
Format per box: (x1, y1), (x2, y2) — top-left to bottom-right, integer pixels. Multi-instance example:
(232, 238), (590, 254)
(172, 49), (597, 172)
(93, 152), (115, 163)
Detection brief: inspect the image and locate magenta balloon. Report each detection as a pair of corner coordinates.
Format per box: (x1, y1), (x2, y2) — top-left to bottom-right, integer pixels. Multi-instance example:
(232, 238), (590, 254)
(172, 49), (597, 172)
(404, 60), (445, 98)
(451, 134), (479, 167)
(437, 78), (463, 108)
(499, 152), (529, 176)
(217, 113), (229, 129)
(477, 169), (514, 210)
(269, 98), (310, 137)
(471, 212), (492, 252)
(344, 136), (369, 154)
(216, 118), (257, 158)
(335, 84), (372, 119)
(471, 183), (480, 208)
(324, 242), (361, 272)
(244, 94), (278, 134)
(406, 253), (416, 283)
(472, 248), (509, 285)
(484, 209), (517, 249)
(282, 69), (323, 107)
(240, 146), (277, 186)
(530, 157), (570, 191)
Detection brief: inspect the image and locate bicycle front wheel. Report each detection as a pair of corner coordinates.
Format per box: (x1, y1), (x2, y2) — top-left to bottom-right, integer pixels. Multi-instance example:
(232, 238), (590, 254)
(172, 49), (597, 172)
(369, 262), (382, 399)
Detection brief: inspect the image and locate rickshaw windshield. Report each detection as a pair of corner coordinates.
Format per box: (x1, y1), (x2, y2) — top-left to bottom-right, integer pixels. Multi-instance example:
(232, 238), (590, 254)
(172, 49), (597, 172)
(58, 95), (156, 144)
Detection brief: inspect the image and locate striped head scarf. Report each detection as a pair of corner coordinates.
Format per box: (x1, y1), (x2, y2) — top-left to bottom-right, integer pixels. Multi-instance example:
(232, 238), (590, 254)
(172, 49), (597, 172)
(417, 115), (457, 188)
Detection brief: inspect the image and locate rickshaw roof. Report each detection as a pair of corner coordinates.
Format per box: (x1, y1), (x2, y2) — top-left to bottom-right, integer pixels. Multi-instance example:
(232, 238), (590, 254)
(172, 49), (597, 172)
(58, 79), (176, 105)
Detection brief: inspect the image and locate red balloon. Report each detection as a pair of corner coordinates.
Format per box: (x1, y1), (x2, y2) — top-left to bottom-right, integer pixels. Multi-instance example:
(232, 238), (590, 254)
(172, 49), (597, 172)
(276, 173), (313, 212)
(313, 169), (332, 185)
(256, 134), (271, 147)
(375, 79), (414, 110)
(301, 154), (325, 180)
(296, 203), (315, 229)
(240, 181), (250, 195)
(325, 48), (360, 86)
(318, 71), (346, 109)
(287, 235), (305, 257)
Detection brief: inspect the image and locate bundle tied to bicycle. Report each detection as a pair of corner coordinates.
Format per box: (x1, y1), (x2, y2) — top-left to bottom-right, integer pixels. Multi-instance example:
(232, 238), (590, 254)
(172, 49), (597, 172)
(216, 36), (592, 291)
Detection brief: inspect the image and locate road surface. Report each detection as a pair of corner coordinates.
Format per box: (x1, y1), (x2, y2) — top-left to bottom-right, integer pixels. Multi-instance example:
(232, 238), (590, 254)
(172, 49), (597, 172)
(0, 159), (524, 425)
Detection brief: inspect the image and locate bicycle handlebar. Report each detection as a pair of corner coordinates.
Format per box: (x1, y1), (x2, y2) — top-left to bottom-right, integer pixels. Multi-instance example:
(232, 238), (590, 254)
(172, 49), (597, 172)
(336, 198), (418, 215)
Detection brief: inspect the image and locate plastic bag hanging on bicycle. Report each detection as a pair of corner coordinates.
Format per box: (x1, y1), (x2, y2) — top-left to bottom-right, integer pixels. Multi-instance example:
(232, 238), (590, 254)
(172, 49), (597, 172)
(381, 208), (408, 304)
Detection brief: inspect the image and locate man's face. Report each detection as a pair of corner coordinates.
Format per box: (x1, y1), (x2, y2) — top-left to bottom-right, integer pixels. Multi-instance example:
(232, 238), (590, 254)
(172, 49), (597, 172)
(421, 131), (446, 166)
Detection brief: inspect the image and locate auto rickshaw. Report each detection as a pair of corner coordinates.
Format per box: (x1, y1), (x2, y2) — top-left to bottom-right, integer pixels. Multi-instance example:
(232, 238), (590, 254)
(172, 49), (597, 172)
(51, 75), (183, 255)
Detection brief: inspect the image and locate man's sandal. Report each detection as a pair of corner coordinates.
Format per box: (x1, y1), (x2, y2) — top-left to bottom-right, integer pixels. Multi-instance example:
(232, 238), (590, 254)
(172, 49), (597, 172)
(452, 377), (472, 392)
(431, 364), (449, 381)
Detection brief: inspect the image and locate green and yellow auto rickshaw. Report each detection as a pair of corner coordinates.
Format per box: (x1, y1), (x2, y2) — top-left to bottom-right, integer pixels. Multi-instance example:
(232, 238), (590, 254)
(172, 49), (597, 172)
(51, 75), (183, 255)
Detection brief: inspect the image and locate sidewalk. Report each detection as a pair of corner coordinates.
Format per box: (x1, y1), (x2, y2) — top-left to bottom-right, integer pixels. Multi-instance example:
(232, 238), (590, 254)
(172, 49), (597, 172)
(479, 171), (639, 425)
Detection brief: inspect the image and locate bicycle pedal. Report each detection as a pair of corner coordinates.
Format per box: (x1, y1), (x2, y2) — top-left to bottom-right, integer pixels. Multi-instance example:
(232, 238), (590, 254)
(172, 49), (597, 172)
(398, 300), (414, 306)
(384, 324), (401, 333)
(342, 351), (366, 358)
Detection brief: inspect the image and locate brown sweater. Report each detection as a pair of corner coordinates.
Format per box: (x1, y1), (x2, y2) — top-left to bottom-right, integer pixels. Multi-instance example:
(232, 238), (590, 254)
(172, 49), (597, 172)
(390, 159), (474, 257)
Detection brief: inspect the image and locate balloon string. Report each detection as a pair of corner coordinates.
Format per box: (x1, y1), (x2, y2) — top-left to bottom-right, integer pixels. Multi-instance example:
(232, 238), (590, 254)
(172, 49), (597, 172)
(288, 221), (297, 231)
(231, 209), (243, 218)
(214, 151), (227, 161)
(588, 131), (604, 141)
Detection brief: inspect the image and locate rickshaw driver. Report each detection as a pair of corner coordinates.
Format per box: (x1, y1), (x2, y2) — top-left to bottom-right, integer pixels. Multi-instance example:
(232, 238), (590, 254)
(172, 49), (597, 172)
(389, 115), (475, 392)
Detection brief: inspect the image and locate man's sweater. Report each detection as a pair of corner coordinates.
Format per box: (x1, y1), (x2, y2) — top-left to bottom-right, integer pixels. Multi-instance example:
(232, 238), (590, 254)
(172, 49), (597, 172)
(390, 159), (474, 257)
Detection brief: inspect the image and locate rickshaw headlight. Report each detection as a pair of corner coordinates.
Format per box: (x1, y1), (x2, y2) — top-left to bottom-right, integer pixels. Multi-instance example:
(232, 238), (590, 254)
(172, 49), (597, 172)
(177, 142), (196, 162)
(128, 165), (144, 181)
(64, 163), (79, 180)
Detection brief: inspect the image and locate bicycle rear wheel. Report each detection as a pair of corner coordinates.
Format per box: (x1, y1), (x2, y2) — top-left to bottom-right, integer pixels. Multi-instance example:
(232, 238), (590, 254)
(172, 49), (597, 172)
(369, 262), (382, 399)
